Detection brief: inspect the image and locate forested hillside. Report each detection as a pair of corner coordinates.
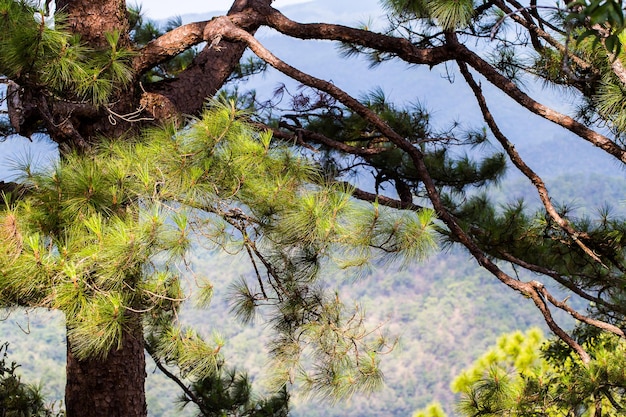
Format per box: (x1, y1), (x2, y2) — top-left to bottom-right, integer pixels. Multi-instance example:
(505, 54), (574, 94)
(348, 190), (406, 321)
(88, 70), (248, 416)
(1, 0), (626, 416)
(0, 247), (549, 417)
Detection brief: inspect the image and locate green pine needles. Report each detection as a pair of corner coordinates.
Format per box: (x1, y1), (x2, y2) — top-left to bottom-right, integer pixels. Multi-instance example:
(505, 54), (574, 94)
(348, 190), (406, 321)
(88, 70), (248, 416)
(0, 100), (438, 400)
(0, 0), (133, 106)
(414, 328), (626, 416)
(382, 0), (475, 30)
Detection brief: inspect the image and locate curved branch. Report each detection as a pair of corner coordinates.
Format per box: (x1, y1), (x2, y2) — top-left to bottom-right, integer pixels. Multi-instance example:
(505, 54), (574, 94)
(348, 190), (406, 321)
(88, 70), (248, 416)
(139, 1), (268, 118)
(133, 21), (210, 75)
(254, 1), (454, 66)
(217, 17), (595, 360)
(449, 34), (626, 163)
(145, 342), (201, 408)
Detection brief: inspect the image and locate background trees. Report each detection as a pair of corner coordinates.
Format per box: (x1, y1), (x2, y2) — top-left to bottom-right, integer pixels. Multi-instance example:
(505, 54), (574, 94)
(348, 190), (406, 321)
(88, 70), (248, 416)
(2, 0), (626, 415)
(414, 328), (626, 416)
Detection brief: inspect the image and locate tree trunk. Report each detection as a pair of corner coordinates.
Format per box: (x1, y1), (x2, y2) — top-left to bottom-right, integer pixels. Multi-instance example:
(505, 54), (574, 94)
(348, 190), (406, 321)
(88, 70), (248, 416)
(17, 2), (255, 416)
(55, 0), (130, 47)
(49, 4), (147, 416)
(65, 312), (147, 417)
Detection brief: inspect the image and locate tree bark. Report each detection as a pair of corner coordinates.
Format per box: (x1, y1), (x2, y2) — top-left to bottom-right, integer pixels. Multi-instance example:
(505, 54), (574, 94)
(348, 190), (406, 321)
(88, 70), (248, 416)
(45, 2), (254, 416)
(55, 0), (130, 47)
(52, 2), (145, 416)
(65, 312), (147, 417)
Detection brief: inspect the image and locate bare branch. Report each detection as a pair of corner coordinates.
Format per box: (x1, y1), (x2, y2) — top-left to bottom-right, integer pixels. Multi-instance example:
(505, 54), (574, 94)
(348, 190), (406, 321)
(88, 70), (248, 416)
(527, 281), (591, 363)
(537, 284), (625, 338)
(448, 33), (626, 163)
(458, 61), (606, 267)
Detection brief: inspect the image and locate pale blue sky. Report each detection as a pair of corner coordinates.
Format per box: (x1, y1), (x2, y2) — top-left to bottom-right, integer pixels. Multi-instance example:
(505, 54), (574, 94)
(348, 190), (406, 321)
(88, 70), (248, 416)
(140, 0), (312, 19)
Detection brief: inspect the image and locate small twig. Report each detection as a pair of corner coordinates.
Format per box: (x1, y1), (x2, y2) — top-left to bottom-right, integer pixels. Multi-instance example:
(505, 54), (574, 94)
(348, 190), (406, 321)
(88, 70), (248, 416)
(490, 5), (562, 40)
(145, 341), (202, 407)
(106, 103), (154, 125)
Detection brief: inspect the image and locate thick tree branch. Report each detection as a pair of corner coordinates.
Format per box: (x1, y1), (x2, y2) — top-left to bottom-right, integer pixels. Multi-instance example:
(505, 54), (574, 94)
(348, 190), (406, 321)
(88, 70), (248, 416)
(448, 34), (626, 163)
(253, 1), (454, 66)
(133, 21), (210, 75)
(218, 17), (596, 360)
(142, 1), (266, 118)
(348, 185), (426, 212)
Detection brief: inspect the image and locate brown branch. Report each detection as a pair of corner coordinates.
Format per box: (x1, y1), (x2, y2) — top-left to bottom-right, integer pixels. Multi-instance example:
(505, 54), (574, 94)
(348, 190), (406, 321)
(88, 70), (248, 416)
(537, 284), (625, 338)
(133, 21), (210, 75)
(496, 248), (625, 315)
(276, 124), (390, 156)
(448, 34), (626, 163)
(527, 281), (591, 363)
(348, 185), (425, 211)
(458, 61), (607, 267)
(248, 1), (622, 166)
(216, 17), (595, 360)
(145, 342), (201, 407)
(140, 1), (268, 118)
(253, 1), (454, 66)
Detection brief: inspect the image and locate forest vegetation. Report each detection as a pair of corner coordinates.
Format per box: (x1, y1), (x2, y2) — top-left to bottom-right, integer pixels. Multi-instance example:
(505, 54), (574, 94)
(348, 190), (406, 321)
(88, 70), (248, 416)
(1, 0), (626, 416)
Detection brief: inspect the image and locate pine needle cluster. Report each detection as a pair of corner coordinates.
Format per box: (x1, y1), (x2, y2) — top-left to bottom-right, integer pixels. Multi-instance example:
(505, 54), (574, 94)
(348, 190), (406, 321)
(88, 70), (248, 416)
(0, 0), (133, 106)
(448, 328), (626, 417)
(0, 99), (438, 401)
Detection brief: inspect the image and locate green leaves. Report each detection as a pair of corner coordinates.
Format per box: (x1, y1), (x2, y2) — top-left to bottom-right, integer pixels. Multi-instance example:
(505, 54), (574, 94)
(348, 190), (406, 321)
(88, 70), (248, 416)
(429, 0), (475, 30)
(424, 328), (626, 417)
(0, 100), (437, 401)
(381, 0), (475, 29)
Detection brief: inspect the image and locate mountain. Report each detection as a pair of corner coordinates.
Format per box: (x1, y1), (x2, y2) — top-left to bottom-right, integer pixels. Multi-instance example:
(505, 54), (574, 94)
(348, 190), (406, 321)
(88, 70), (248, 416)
(0, 2), (625, 417)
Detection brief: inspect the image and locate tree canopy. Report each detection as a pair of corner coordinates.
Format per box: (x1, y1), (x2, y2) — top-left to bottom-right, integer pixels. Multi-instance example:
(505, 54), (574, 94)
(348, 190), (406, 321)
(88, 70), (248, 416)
(414, 327), (626, 416)
(2, 0), (626, 415)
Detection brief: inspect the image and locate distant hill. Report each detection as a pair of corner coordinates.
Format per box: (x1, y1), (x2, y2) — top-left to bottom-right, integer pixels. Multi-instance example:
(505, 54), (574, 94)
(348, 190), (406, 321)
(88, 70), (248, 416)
(0, 2), (625, 417)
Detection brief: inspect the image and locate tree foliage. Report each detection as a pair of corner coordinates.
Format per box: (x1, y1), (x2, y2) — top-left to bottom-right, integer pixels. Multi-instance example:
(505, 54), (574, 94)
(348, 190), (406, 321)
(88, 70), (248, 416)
(0, 99), (436, 409)
(414, 327), (626, 417)
(3, 0), (626, 415)
(0, 342), (61, 417)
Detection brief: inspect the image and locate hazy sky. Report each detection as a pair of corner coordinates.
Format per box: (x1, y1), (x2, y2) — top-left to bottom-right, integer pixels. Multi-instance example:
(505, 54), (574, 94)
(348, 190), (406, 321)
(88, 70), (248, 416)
(140, 0), (312, 19)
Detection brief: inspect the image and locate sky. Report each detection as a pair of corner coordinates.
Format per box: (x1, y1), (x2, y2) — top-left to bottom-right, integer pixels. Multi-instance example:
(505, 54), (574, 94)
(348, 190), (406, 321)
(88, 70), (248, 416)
(140, 0), (313, 20)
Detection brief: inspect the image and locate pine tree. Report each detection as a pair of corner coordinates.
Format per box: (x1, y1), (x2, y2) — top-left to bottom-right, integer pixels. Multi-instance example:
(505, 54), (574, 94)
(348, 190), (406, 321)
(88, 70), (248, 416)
(0, 99), (436, 415)
(0, 342), (61, 417)
(414, 327), (626, 416)
(3, 0), (626, 414)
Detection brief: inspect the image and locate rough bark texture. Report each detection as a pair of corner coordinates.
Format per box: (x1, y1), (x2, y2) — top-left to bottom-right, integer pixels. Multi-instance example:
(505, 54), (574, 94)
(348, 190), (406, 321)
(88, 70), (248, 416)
(65, 313), (147, 417)
(55, 0), (130, 47)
